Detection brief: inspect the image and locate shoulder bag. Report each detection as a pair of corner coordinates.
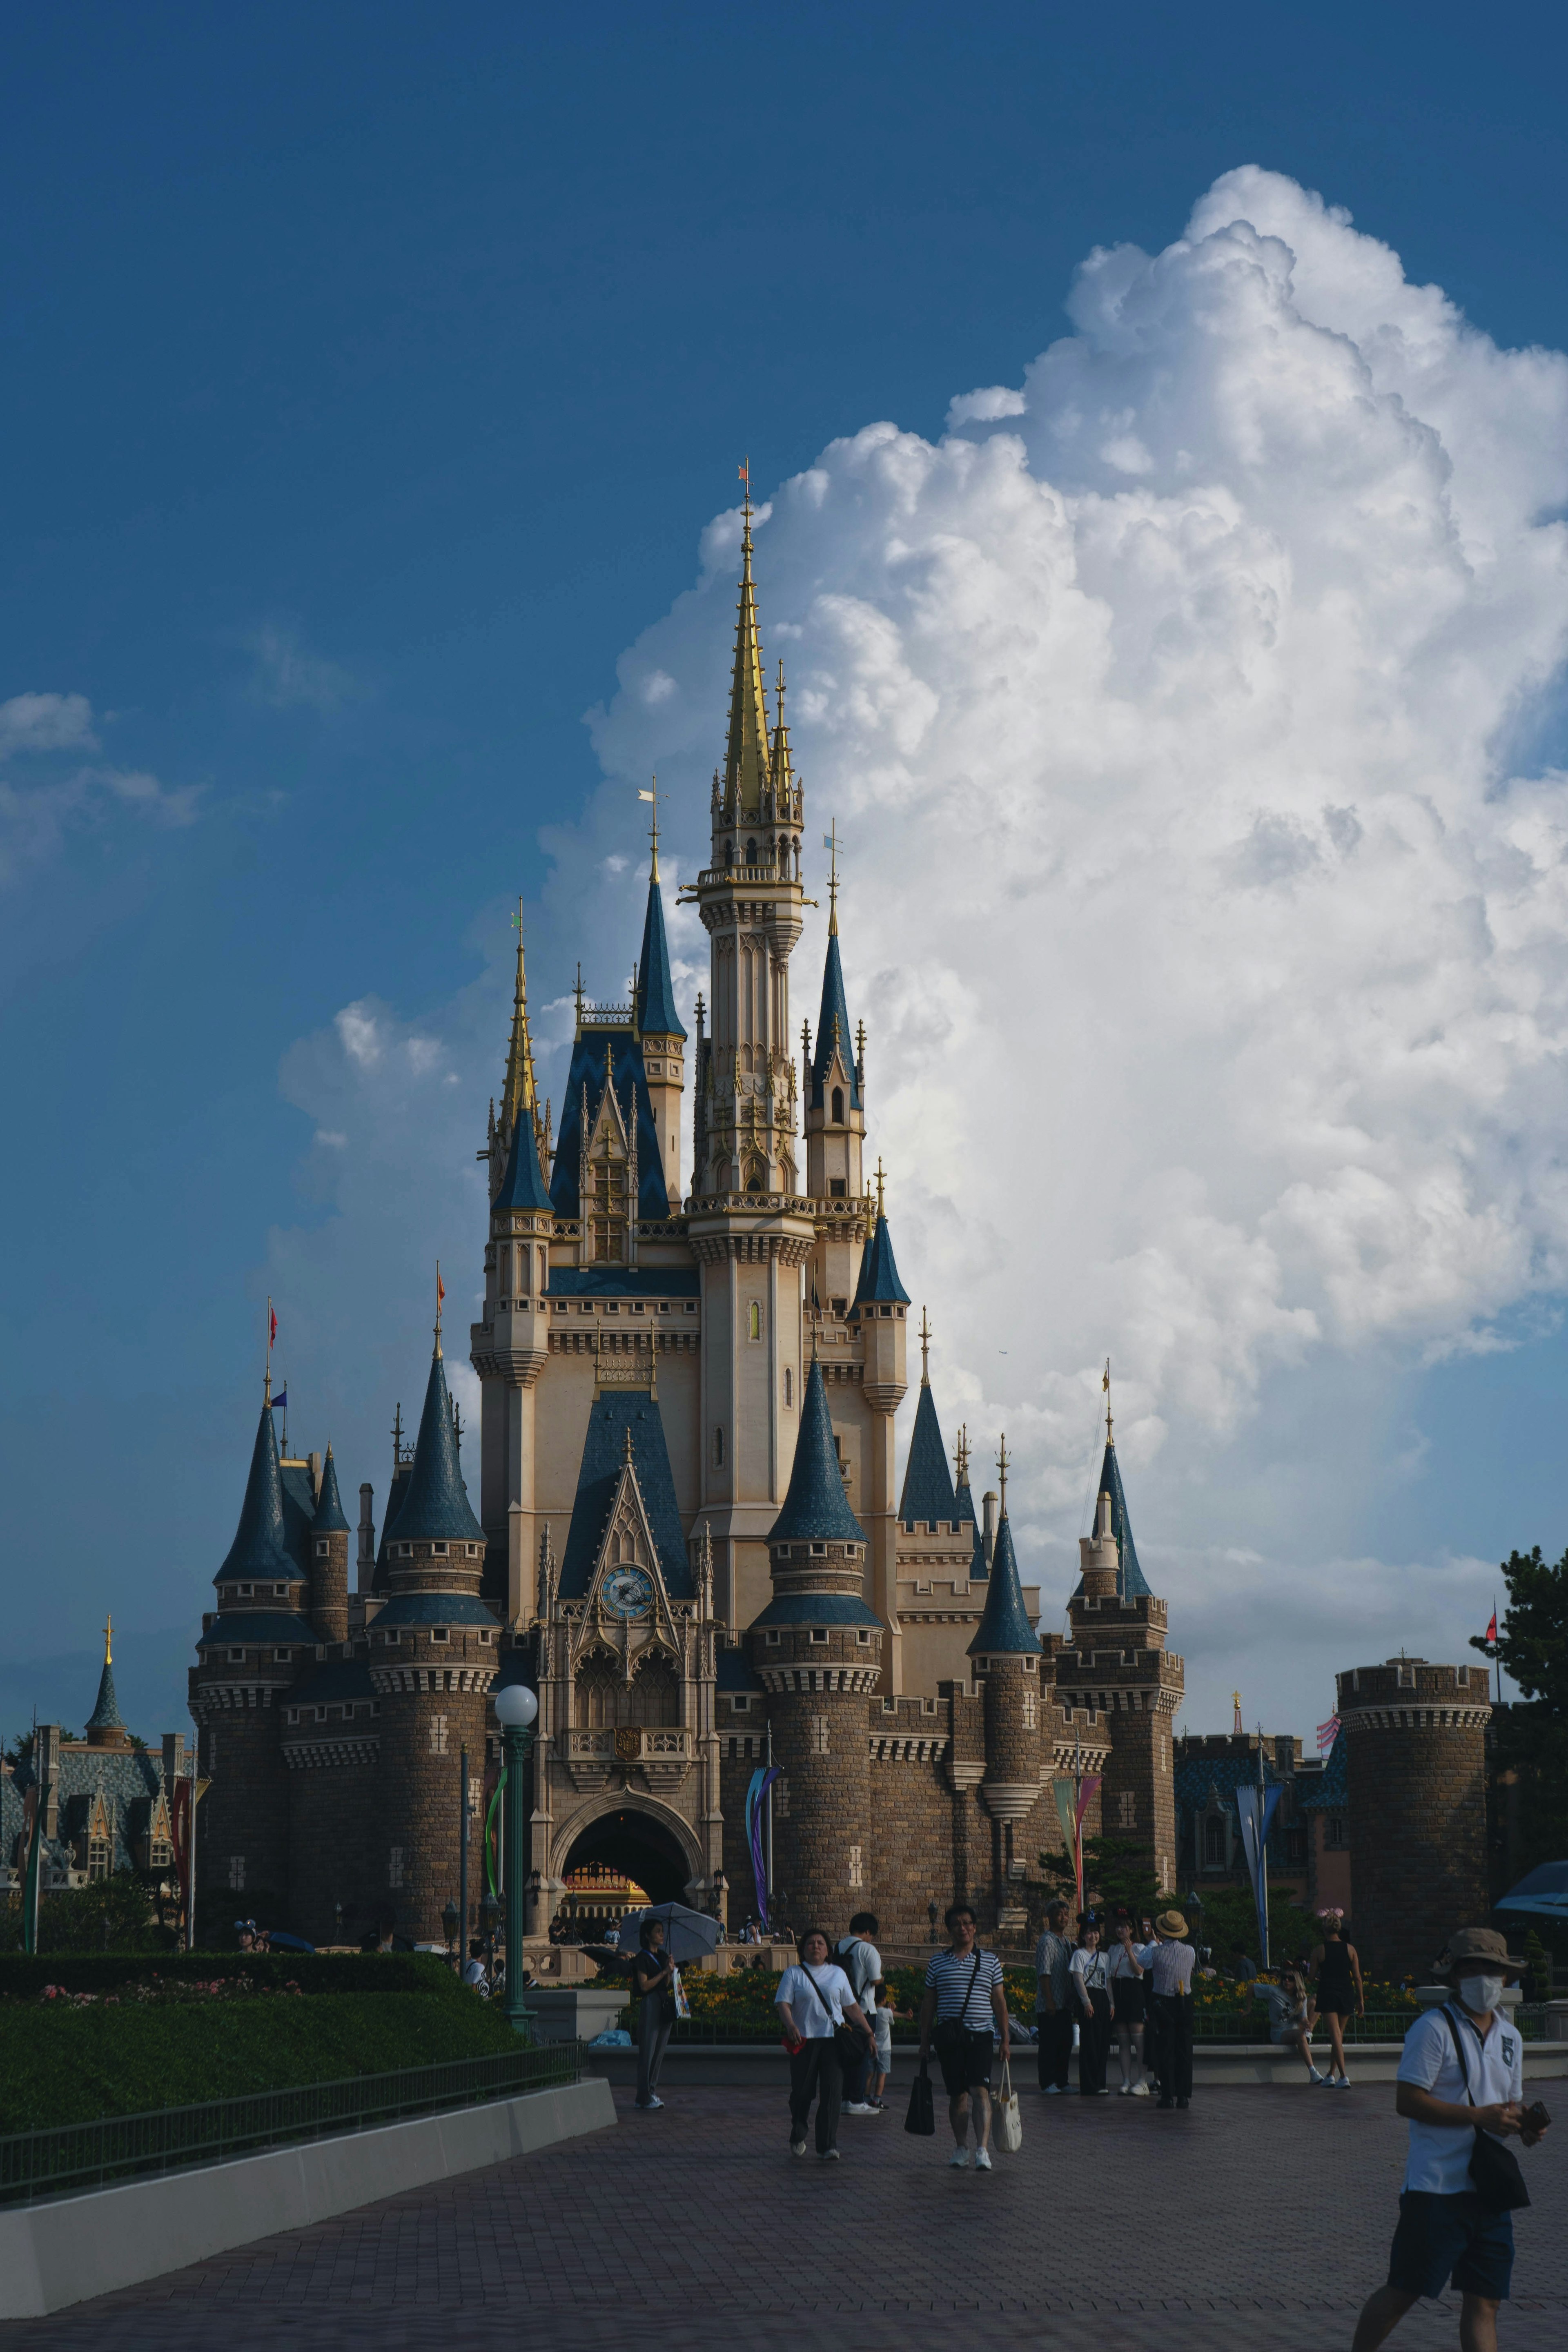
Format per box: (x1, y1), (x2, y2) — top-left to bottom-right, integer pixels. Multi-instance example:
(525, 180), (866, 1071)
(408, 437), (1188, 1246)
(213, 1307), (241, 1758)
(904, 2060), (936, 2136)
(1442, 2006), (1529, 2212)
(802, 1962), (865, 2067)
(933, 1951), (990, 2063)
(995, 2056), (1024, 2153)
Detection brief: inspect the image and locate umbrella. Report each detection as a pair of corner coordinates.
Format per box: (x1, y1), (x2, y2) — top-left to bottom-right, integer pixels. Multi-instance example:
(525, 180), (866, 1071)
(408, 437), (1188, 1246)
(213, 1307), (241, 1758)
(615, 1902), (722, 1964)
(264, 1930), (317, 1952)
(1495, 1861), (1568, 1921)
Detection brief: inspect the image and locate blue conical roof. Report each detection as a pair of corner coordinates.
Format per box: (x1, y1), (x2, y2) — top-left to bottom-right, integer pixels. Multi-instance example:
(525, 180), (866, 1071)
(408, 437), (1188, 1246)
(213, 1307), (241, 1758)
(1072, 1441), (1151, 1601)
(853, 1214), (910, 1306)
(810, 931), (860, 1112)
(968, 1512), (1040, 1655)
(216, 1397), (295, 1585)
(312, 1446), (351, 1535)
(494, 1105), (552, 1212)
(387, 1347), (484, 1545)
(899, 1383), (958, 1529)
(768, 1356), (868, 1546)
(86, 1658), (124, 1732)
(636, 873), (686, 1039)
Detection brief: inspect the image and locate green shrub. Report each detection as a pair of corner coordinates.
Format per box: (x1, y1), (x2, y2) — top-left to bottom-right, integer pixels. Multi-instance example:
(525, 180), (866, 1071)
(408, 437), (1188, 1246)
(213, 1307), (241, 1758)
(0, 1949), (460, 2002)
(0, 1874), (167, 1955)
(0, 1988), (519, 2134)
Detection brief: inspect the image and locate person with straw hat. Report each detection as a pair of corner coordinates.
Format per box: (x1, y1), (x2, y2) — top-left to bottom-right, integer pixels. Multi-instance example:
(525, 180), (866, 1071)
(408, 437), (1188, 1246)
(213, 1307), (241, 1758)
(1143, 1908), (1196, 2111)
(1352, 1926), (1549, 2352)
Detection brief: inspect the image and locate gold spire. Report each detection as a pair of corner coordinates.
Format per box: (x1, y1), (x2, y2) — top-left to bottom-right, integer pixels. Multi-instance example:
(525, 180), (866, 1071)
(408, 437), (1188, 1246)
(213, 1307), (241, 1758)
(1103, 1356), (1114, 1446)
(722, 470), (772, 816)
(919, 1305), (931, 1387)
(769, 659), (795, 803)
(104, 1616), (112, 1667)
(874, 1156), (886, 1220)
(501, 900), (538, 1136)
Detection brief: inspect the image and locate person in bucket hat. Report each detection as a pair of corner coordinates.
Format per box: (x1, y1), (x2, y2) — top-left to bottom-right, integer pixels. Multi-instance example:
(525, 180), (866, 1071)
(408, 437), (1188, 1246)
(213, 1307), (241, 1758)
(1352, 1927), (1549, 2352)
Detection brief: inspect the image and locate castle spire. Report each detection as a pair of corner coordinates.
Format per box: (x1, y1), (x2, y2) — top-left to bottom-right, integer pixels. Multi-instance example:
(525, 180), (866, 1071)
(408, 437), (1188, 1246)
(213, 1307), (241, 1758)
(216, 1385), (293, 1586)
(770, 659), (795, 803)
(85, 1617), (128, 1745)
(386, 1334), (484, 1547)
(809, 882), (861, 1117)
(722, 476), (772, 817)
(897, 1314), (958, 1532)
(500, 901), (538, 1138)
(635, 836), (686, 1041)
(968, 1441), (1041, 1657)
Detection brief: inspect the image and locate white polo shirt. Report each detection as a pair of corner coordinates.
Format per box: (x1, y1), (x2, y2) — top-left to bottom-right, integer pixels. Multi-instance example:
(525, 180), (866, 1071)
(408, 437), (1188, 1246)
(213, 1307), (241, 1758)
(1396, 2003), (1523, 2194)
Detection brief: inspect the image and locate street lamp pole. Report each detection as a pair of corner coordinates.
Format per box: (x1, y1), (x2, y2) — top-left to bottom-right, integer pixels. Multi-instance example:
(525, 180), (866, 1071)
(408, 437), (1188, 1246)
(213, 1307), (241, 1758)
(492, 1682), (539, 2035)
(458, 1742), (469, 1977)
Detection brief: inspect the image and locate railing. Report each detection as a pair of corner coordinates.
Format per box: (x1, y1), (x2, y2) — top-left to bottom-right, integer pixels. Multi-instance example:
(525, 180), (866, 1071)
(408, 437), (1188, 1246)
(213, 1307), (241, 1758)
(564, 1726), (693, 1761)
(1192, 2007), (1550, 2045)
(0, 2041), (583, 2209)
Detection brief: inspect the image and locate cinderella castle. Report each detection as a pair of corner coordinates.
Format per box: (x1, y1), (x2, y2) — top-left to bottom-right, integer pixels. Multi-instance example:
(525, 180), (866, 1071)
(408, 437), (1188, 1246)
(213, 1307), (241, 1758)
(190, 499), (1185, 1948)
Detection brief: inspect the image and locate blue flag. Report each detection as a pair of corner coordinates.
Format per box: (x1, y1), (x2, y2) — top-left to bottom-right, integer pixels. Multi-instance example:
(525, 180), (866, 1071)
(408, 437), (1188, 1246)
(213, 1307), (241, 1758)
(272, 1387), (287, 1412)
(1235, 1784), (1282, 1966)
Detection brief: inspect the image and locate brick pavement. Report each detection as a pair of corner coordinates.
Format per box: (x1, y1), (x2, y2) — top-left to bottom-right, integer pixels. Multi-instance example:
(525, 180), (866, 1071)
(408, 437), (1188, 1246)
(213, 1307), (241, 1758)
(5, 2082), (1563, 2352)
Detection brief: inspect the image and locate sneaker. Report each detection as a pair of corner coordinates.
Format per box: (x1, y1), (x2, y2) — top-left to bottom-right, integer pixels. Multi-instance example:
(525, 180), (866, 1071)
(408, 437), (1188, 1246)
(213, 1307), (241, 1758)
(634, 2096), (665, 2111)
(1176, 2097), (1189, 2110)
(1308, 2067), (1327, 2085)
(819, 2146), (840, 2161)
(1130, 2082), (1150, 2097)
(973, 2147), (993, 2172)
(949, 2147), (971, 2169)
(1042, 2084), (1065, 2096)
(1118, 2083), (1131, 2096)
(842, 2101), (876, 2115)
(1096, 2086), (1111, 2096)
(790, 2136), (807, 2158)
(1334, 2075), (1352, 2089)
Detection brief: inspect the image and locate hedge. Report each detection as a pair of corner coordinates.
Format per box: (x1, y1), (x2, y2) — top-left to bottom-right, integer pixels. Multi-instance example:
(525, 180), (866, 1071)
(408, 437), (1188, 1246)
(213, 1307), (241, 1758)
(0, 1987), (520, 2134)
(0, 1951), (459, 2001)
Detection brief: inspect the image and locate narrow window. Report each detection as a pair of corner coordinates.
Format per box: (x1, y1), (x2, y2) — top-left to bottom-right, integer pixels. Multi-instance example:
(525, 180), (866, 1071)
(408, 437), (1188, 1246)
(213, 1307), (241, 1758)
(1118, 1791), (1136, 1829)
(388, 1846), (405, 1890)
(429, 1715), (449, 1755)
(848, 1844), (863, 1889)
(831, 1086), (844, 1124)
(812, 1714), (830, 1752)
(783, 1368), (793, 1406)
(228, 1855), (247, 1891)
(748, 1300), (761, 1341)
(714, 1426), (724, 1468)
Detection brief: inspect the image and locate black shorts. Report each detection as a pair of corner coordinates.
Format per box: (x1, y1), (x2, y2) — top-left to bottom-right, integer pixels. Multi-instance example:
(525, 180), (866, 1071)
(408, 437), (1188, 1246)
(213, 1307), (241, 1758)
(936, 2029), (994, 2098)
(1388, 2192), (1515, 2302)
(1111, 1980), (1145, 2023)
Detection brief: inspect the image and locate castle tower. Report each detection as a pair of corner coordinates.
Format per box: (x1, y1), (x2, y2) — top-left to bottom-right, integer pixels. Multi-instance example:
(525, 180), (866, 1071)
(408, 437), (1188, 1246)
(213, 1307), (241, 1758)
(310, 1446), (351, 1645)
(472, 940), (555, 1628)
(190, 1383), (314, 1916)
(635, 806), (687, 1201)
(749, 1355), (882, 1922)
(969, 1447), (1044, 1895)
(687, 497), (815, 1630)
(802, 858), (866, 1227)
(372, 1318), (499, 1940)
(850, 1174), (910, 1688)
(1336, 1657), (1492, 1980)
(85, 1620), (133, 1751)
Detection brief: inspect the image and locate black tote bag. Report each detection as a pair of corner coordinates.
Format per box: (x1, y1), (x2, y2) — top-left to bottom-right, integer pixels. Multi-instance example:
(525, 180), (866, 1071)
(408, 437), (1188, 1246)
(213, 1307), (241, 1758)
(904, 2061), (936, 2136)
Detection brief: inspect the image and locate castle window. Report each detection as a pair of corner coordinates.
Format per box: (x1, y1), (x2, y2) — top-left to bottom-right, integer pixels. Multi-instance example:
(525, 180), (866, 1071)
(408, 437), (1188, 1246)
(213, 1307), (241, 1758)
(748, 1301), (762, 1341)
(429, 1715), (449, 1754)
(1023, 1654), (1038, 1673)
(809, 1628), (829, 1644)
(1203, 1816), (1226, 1867)
(856, 1629), (871, 1645)
(765, 1630), (781, 1646)
(633, 1300), (645, 1313)
(275, 1648), (292, 1662)
(810, 1542), (826, 1556)
(87, 1836), (111, 1882)
(829, 1178), (846, 1196)
(1118, 1791), (1136, 1829)
(1456, 1664), (1470, 1687)
(388, 1847), (404, 1890)
(382, 1628), (401, 1644)
(658, 1301), (670, 1314)
(1022, 1692), (1037, 1729)
(746, 838), (757, 864)
(714, 1426), (724, 1468)
(812, 1715), (830, 1752)
(479, 1628), (492, 1644)
(783, 1369), (793, 1407)
(239, 1583), (254, 1597)
(431, 1628), (450, 1643)
(148, 1837), (172, 1870)
(731, 1695), (751, 1713)
(432, 1541), (448, 1555)
(228, 1855), (247, 1890)
(831, 1086), (844, 1124)
(606, 1301), (619, 1314)
(228, 1648), (245, 1663)
(684, 1302), (697, 1314)
(848, 1844), (863, 1888)
(316, 1539), (329, 1557)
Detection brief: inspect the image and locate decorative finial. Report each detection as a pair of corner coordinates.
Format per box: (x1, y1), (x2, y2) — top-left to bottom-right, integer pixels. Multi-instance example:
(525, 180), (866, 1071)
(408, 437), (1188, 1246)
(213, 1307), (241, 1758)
(502, 900), (538, 1129)
(434, 1261), (445, 1356)
(451, 1395), (463, 1454)
(574, 962), (584, 1036)
(997, 1434), (1009, 1515)
(824, 818), (841, 935)
(104, 1617), (112, 1667)
(919, 1305), (931, 1386)
(1103, 1356), (1113, 1445)
(955, 1423), (969, 1487)
(391, 1401), (404, 1469)
(623, 1423), (635, 1466)
(739, 456), (752, 550)
(874, 1157), (886, 1220)
(639, 776), (660, 882)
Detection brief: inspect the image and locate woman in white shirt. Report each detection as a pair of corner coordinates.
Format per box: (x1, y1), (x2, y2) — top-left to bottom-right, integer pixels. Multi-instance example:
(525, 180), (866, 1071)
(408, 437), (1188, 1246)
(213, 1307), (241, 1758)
(1107, 1917), (1148, 2095)
(775, 1927), (876, 2162)
(1069, 1922), (1114, 2095)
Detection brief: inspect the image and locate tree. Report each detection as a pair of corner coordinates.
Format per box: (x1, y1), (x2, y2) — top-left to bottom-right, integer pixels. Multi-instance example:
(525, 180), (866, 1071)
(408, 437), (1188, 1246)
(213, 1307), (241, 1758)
(1038, 1837), (1166, 1919)
(1472, 1547), (1568, 1712)
(1474, 1546), (1568, 1893)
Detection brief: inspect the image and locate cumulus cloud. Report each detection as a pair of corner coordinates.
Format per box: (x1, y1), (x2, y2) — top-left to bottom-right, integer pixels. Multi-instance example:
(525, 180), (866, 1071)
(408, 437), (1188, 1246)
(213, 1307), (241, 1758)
(243, 622), (359, 711)
(273, 168), (1568, 1728)
(0, 681), (199, 880)
(0, 691), (97, 755)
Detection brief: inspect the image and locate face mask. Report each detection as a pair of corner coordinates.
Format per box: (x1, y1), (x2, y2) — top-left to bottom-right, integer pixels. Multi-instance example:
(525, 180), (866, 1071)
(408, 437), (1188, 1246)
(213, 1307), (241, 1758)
(1458, 1973), (1504, 2014)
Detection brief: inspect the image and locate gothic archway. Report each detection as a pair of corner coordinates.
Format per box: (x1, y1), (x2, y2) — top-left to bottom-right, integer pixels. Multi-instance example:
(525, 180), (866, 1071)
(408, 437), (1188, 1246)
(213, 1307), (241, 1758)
(556, 1799), (698, 1906)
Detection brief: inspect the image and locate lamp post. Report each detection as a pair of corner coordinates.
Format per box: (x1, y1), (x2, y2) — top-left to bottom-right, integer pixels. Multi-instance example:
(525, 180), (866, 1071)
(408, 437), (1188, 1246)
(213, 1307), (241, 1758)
(441, 1898), (459, 1962)
(482, 1891), (502, 1992)
(492, 1680), (539, 2035)
(458, 1742), (470, 1976)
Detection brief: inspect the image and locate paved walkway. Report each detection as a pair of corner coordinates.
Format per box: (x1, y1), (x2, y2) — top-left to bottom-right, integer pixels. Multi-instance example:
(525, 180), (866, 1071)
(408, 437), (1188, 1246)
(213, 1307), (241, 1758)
(7, 2082), (1564, 2351)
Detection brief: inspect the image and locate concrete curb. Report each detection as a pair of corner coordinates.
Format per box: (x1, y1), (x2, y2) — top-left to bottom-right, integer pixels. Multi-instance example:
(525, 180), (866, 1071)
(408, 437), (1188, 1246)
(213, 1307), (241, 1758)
(585, 2041), (1568, 2089)
(0, 2074), (615, 2321)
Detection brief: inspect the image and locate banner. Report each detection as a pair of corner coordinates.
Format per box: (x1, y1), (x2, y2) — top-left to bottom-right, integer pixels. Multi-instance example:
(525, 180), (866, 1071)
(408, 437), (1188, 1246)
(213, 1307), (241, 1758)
(484, 1768), (507, 1899)
(1234, 1783), (1282, 1966)
(744, 1764), (780, 1927)
(1051, 1775), (1102, 1916)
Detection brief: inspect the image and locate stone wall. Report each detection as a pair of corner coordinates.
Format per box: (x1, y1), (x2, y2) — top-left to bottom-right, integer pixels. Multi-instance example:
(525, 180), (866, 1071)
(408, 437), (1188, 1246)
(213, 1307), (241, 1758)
(1338, 1659), (1492, 1980)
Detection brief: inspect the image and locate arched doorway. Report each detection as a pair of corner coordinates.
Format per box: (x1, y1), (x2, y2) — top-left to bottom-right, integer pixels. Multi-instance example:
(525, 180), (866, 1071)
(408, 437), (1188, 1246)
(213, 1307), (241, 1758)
(561, 1806), (691, 1908)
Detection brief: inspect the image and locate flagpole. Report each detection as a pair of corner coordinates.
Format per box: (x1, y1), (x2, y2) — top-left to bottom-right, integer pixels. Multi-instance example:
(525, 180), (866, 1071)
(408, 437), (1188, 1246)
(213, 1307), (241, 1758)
(1256, 1722), (1270, 1971)
(1494, 1591), (1503, 1705)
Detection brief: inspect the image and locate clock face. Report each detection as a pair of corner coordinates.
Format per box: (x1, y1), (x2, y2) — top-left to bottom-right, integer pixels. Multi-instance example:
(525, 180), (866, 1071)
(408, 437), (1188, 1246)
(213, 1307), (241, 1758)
(602, 1566), (654, 1619)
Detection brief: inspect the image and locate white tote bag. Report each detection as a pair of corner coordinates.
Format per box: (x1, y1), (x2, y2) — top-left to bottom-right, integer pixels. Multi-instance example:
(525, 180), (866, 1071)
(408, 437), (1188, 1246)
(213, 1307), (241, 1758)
(995, 2057), (1023, 2153)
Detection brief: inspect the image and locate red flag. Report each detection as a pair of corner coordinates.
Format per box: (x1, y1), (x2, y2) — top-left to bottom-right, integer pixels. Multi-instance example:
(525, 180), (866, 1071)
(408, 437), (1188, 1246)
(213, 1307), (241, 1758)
(1485, 1610), (1498, 1645)
(437, 1270), (445, 1307)
(269, 1305), (277, 1349)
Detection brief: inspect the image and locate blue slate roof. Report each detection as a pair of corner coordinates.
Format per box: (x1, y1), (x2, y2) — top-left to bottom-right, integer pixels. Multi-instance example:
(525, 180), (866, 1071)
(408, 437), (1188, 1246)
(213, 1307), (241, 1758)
(810, 931), (861, 1112)
(1172, 1747), (1287, 1808)
(494, 1105), (553, 1212)
(1, 1741), (177, 1883)
(313, 1448), (351, 1534)
(717, 1643), (767, 1692)
(287, 1658), (376, 1706)
(751, 1590), (882, 1630)
(853, 1215), (910, 1307)
(557, 1388), (694, 1600)
(372, 1590), (499, 1628)
(899, 1383), (958, 1530)
(387, 1347), (484, 1546)
(85, 1659), (124, 1733)
(548, 1267), (699, 1298)
(279, 1461), (319, 1572)
(953, 1470), (987, 1580)
(216, 1399), (296, 1586)
(197, 1610), (317, 1648)
(1297, 1729), (1348, 1809)
(968, 1514), (1041, 1655)
(768, 1357), (867, 1546)
(1071, 1441), (1152, 1602)
(636, 874), (686, 1039)
(549, 1030), (671, 1221)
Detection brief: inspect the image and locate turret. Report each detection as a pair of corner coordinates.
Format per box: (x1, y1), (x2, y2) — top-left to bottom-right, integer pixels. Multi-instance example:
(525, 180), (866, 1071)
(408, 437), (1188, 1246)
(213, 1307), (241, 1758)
(969, 1444), (1043, 1852)
(748, 1356), (881, 1922)
(1078, 1487), (1120, 1602)
(850, 1169), (909, 1690)
(635, 799), (687, 1202)
(85, 1619), (133, 1751)
(803, 866), (866, 1211)
(310, 1446), (351, 1645)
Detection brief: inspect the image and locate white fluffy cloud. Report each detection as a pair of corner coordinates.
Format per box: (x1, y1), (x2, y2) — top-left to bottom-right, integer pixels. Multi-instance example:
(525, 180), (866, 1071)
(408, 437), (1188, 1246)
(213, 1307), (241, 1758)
(0, 690), (197, 878)
(275, 169), (1568, 1731)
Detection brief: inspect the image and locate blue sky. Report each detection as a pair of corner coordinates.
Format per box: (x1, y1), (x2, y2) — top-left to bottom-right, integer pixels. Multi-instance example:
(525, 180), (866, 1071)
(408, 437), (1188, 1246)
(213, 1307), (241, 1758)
(6, 0), (1568, 1749)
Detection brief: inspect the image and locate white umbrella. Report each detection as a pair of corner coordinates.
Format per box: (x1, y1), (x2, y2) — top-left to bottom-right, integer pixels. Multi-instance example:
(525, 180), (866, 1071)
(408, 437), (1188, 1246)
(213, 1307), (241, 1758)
(615, 1901), (722, 1963)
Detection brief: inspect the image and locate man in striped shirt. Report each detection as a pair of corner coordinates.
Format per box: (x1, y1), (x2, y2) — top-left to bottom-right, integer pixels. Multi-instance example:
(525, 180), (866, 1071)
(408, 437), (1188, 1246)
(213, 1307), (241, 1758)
(918, 1904), (1011, 2172)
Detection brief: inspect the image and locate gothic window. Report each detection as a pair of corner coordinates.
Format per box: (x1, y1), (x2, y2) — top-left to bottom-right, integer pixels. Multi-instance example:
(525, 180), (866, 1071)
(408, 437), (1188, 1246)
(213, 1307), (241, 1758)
(748, 1300), (762, 1341)
(1022, 1690), (1037, 1731)
(812, 1715), (830, 1754)
(428, 1715), (449, 1755)
(1203, 1815), (1226, 1867)
(784, 1368), (793, 1407)
(746, 837), (757, 865)
(629, 1654), (680, 1726)
(848, 1844), (863, 1888)
(148, 1835), (173, 1870)
(617, 1530), (636, 1563)
(388, 1847), (405, 1890)
(87, 1837), (110, 1882)
(589, 1138), (628, 1263)
(832, 1086), (844, 1124)
(576, 1655), (619, 1728)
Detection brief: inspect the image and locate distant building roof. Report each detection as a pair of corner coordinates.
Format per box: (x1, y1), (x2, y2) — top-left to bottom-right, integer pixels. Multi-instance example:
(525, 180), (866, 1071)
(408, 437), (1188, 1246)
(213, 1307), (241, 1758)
(751, 1590), (882, 1630)
(372, 1591), (499, 1628)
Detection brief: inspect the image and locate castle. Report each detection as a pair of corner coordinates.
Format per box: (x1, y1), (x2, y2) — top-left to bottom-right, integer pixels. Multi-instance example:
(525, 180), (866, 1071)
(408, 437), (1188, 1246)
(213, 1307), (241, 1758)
(187, 499), (1187, 1949)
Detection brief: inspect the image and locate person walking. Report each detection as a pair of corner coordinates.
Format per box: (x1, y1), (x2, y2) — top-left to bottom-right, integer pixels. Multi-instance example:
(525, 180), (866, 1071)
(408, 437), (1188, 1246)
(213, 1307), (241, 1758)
(1071, 1920), (1114, 2096)
(629, 1915), (677, 2111)
(1352, 1927), (1549, 2352)
(1108, 1917), (1148, 2094)
(918, 1903), (1011, 2172)
(1033, 1900), (1075, 2094)
(1145, 1908), (1196, 2110)
(776, 1927), (875, 2162)
(834, 1911), (885, 2114)
(1307, 1908), (1364, 2087)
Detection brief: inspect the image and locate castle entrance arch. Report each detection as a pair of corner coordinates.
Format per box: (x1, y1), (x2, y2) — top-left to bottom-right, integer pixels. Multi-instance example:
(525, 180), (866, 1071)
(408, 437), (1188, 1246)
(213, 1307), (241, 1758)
(557, 1801), (697, 1912)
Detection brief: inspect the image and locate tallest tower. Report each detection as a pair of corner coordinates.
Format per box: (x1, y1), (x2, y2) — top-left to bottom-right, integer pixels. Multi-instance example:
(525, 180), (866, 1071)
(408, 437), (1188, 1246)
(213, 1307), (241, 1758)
(688, 492), (815, 1631)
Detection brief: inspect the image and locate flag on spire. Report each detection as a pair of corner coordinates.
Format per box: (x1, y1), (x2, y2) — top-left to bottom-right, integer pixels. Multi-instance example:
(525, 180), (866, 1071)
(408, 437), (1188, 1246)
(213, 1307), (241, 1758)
(1484, 1608), (1498, 1645)
(1316, 1713), (1340, 1754)
(269, 1302), (277, 1350)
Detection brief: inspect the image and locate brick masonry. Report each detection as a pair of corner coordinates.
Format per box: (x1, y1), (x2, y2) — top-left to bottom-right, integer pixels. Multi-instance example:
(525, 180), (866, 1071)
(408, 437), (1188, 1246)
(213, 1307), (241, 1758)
(1338, 1658), (1492, 1980)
